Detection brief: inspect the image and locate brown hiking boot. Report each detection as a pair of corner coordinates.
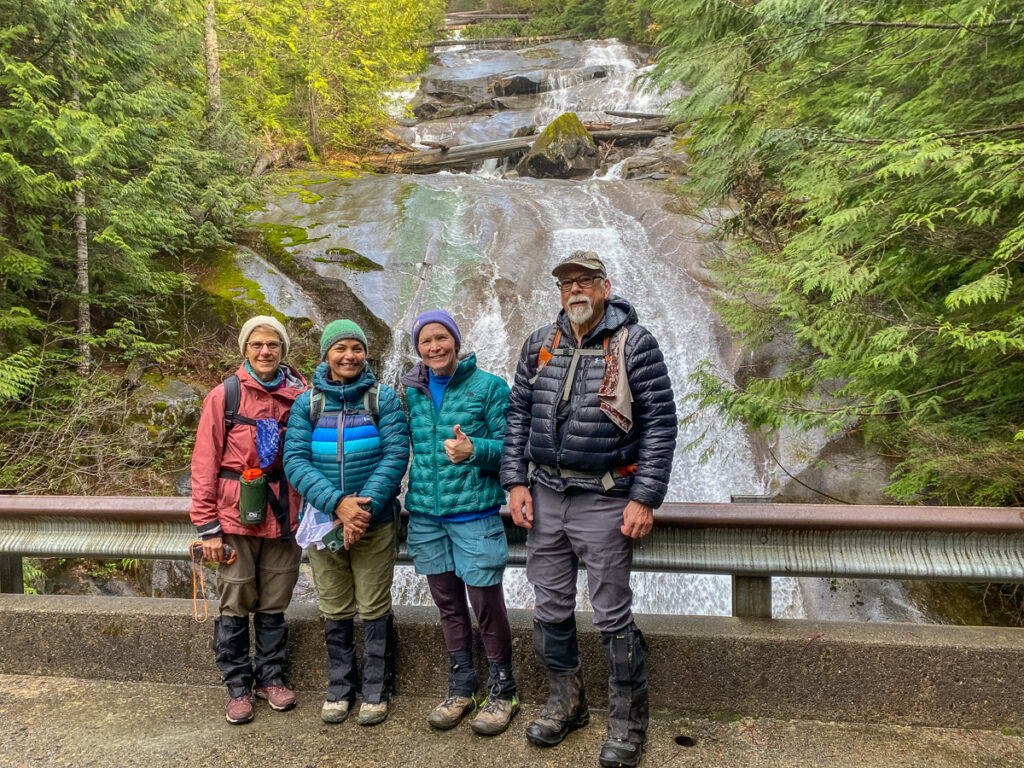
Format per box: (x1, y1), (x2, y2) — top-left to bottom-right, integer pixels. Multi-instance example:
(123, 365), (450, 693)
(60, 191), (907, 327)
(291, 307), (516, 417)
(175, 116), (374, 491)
(255, 685), (296, 711)
(428, 695), (476, 730)
(470, 696), (518, 736)
(226, 693), (254, 724)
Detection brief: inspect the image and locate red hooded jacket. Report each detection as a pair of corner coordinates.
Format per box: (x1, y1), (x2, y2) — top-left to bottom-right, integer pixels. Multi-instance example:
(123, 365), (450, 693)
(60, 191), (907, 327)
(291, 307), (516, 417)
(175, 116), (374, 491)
(189, 363), (308, 539)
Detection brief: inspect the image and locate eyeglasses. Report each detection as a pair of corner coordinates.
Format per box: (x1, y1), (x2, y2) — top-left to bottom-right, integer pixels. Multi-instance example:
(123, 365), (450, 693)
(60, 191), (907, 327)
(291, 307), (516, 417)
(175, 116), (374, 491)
(247, 341), (281, 352)
(556, 275), (603, 291)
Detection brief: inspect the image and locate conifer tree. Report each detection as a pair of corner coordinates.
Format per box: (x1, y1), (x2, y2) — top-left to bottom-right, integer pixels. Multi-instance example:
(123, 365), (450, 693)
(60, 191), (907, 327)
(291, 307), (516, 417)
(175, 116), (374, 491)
(0, 0), (248, 395)
(654, 1), (1024, 503)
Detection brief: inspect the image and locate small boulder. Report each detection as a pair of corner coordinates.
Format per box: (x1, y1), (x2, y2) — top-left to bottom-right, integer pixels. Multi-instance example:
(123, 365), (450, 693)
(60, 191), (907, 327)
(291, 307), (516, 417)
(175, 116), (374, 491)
(516, 112), (598, 179)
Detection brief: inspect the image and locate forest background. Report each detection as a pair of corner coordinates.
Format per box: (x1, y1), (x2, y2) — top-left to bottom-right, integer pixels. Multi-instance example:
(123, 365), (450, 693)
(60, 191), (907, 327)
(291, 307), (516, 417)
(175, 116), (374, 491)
(1, 0), (1023, 518)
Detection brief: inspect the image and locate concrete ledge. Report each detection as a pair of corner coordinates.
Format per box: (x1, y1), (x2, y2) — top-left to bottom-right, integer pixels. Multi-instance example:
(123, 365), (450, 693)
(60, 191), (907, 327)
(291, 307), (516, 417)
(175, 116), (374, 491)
(1, 594), (1021, 729)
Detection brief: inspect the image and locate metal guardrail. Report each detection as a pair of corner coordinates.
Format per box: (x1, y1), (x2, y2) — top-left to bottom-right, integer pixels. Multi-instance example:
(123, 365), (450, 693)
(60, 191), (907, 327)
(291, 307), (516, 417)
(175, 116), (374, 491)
(3, 495), (1024, 616)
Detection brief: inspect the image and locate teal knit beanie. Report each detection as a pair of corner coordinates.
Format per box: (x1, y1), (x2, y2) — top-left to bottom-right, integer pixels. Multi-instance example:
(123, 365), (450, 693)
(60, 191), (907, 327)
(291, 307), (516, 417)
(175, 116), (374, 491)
(320, 319), (368, 359)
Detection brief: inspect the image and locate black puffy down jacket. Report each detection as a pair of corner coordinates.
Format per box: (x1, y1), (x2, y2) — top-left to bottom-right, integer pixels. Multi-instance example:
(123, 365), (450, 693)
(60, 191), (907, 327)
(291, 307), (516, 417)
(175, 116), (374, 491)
(500, 296), (677, 508)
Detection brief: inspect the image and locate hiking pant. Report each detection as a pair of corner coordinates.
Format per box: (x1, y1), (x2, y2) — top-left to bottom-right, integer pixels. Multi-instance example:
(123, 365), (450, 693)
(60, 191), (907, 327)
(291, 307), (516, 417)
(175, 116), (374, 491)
(218, 533), (301, 617)
(526, 483), (634, 633)
(426, 571), (513, 664)
(307, 521), (396, 620)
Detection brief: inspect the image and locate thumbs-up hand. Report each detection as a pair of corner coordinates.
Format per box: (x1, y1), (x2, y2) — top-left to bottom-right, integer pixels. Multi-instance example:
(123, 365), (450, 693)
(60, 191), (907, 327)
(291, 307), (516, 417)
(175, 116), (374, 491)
(444, 423), (474, 464)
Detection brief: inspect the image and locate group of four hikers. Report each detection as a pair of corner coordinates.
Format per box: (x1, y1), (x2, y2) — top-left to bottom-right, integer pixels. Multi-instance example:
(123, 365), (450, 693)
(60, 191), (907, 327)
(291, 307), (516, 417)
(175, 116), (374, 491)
(188, 251), (678, 768)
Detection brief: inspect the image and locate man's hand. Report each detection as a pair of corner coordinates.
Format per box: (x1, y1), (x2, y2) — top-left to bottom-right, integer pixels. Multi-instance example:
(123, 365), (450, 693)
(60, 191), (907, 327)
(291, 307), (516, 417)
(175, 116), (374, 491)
(444, 424), (474, 464)
(201, 535), (227, 563)
(334, 495), (371, 539)
(621, 500), (654, 539)
(508, 484), (534, 529)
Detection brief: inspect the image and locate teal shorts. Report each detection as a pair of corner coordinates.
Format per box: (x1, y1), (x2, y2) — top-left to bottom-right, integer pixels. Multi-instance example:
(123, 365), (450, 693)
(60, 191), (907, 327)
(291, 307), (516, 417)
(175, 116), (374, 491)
(406, 512), (509, 588)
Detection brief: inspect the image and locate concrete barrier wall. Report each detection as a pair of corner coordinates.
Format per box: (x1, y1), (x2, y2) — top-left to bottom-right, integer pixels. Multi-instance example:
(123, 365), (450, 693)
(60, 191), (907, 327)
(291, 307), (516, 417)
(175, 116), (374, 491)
(1, 594), (1021, 729)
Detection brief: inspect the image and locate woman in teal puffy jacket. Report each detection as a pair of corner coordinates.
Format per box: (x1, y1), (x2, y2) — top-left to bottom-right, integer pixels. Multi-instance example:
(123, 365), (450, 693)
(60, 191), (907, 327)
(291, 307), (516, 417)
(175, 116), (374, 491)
(283, 320), (409, 727)
(401, 309), (518, 735)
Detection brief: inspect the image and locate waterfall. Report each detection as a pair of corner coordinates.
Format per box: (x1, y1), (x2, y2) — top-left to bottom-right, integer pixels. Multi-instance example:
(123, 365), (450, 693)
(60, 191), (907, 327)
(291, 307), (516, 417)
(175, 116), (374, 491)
(248, 38), (804, 618)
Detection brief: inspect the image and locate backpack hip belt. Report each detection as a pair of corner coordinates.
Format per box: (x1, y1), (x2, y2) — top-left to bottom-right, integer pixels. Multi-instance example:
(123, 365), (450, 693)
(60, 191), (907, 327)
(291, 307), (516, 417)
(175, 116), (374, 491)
(528, 461), (638, 492)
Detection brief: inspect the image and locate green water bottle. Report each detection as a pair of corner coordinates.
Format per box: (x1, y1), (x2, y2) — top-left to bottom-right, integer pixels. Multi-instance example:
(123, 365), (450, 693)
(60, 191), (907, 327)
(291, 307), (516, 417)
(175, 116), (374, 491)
(238, 468), (267, 525)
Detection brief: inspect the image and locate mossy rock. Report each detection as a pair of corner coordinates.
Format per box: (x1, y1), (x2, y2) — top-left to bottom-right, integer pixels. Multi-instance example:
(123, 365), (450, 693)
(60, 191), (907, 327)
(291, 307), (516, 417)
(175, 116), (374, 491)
(200, 249), (287, 326)
(516, 112), (598, 179)
(312, 248), (385, 272)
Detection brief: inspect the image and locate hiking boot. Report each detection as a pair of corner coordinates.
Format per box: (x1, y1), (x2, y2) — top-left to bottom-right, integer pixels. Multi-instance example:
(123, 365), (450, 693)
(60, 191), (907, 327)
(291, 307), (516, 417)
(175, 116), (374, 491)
(428, 695), (476, 730)
(598, 738), (645, 768)
(470, 695), (518, 736)
(321, 699), (351, 724)
(526, 618), (589, 748)
(225, 693), (254, 724)
(358, 700), (388, 726)
(255, 685), (296, 712)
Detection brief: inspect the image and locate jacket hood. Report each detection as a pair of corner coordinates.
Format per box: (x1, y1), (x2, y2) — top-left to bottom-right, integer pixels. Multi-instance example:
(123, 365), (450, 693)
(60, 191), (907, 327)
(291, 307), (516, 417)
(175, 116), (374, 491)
(556, 295), (637, 344)
(312, 360), (377, 404)
(402, 353), (478, 394)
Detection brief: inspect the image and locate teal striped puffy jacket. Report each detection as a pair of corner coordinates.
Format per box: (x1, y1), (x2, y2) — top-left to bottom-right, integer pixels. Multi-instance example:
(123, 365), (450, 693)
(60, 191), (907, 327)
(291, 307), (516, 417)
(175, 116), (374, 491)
(283, 362), (409, 528)
(402, 353), (509, 518)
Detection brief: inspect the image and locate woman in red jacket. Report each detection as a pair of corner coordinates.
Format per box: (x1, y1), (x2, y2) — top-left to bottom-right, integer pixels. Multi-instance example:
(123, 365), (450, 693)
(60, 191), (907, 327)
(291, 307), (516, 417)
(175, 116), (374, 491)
(190, 315), (307, 725)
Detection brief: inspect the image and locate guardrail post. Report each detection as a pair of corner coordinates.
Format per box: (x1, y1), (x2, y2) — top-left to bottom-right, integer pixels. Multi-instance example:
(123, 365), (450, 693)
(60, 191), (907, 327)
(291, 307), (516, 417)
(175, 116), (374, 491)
(0, 556), (24, 594)
(0, 490), (23, 593)
(730, 494), (772, 618)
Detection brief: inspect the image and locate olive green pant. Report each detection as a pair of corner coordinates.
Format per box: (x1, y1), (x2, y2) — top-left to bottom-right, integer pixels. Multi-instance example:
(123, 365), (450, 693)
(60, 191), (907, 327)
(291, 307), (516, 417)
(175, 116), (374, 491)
(218, 534), (302, 617)
(307, 522), (396, 621)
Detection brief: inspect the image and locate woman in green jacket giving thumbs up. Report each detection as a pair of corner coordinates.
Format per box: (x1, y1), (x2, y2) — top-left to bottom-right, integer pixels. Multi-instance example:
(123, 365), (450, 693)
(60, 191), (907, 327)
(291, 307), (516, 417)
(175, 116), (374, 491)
(401, 309), (519, 736)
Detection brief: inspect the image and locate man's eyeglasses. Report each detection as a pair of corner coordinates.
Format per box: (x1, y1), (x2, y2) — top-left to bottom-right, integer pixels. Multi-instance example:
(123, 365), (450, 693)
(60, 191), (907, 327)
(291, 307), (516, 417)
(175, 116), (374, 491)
(247, 341), (281, 352)
(556, 275), (603, 291)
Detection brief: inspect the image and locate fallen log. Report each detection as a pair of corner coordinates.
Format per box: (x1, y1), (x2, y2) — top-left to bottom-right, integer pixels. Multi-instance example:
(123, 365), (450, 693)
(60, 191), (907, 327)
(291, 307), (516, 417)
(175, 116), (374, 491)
(367, 135), (537, 173)
(445, 12), (530, 21)
(604, 110), (667, 120)
(423, 34), (580, 49)
(366, 119), (683, 174)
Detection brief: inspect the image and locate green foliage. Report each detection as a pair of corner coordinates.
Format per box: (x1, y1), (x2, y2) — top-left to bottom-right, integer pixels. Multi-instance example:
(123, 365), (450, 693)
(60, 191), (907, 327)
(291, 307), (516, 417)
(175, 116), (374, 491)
(0, 0), (253, 370)
(218, 0), (445, 152)
(524, 0), (660, 41)
(655, 1), (1024, 504)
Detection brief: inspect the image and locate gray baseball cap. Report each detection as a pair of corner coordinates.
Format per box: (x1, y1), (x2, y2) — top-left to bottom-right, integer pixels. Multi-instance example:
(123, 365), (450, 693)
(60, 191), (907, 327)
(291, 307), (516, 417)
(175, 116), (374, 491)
(551, 250), (607, 278)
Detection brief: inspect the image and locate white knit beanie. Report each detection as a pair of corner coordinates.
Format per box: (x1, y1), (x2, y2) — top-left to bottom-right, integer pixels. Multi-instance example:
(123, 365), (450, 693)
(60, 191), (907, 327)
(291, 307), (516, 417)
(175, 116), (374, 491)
(238, 315), (290, 360)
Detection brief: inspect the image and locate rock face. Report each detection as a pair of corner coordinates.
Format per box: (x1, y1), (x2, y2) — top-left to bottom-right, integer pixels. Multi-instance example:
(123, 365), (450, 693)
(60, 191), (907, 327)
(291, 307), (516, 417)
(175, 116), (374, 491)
(122, 376), (204, 467)
(515, 112), (598, 179)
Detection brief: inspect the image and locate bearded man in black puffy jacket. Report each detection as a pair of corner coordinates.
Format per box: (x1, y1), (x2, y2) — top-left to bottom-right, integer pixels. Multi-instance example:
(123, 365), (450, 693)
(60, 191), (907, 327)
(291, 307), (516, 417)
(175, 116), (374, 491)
(501, 251), (677, 768)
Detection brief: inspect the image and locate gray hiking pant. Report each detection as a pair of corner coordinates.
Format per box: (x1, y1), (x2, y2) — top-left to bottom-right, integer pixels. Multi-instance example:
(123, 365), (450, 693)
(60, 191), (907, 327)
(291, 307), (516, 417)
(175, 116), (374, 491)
(525, 482), (635, 634)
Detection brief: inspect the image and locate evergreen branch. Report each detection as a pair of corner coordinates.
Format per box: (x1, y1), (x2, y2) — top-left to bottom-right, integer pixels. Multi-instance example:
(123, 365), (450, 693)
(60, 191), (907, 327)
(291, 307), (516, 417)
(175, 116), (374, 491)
(822, 18), (1024, 31)
(823, 122), (1024, 146)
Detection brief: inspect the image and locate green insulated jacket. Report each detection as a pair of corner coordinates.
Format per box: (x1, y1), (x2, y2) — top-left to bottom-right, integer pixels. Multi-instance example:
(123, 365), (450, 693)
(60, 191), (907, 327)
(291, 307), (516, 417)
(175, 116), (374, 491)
(402, 353), (509, 517)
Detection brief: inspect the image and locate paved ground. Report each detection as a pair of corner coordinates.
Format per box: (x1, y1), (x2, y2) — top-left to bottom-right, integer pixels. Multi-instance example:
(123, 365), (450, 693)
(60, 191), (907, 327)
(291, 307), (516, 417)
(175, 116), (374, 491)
(1, 674), (1022, 768)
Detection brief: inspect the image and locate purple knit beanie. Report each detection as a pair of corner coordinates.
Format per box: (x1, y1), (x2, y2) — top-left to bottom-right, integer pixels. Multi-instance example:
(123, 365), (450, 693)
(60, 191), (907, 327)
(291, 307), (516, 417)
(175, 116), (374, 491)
(412, 309), (462, 352)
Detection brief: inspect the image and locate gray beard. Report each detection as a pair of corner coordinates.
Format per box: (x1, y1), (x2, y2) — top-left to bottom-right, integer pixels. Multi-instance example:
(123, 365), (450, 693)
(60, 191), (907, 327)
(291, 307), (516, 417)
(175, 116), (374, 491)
(566, 298), (594, 325)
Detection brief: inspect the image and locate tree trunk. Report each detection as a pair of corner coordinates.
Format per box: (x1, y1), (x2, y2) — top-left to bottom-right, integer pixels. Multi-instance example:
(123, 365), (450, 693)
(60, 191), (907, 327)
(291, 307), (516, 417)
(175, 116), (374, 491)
(203, 0), (222, 121)
(308, 84), (320, 154)
(71, 35), (90, 375)
(75, 166), (90, 375)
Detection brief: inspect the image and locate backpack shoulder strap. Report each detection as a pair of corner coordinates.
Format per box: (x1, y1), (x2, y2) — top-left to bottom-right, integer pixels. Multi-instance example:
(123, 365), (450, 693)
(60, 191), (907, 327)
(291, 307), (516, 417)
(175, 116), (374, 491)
(529, 325), (562, 385)
(223, 375), (241, 430)
(363, 385), (380, 426)
(309, 388), (326, 425)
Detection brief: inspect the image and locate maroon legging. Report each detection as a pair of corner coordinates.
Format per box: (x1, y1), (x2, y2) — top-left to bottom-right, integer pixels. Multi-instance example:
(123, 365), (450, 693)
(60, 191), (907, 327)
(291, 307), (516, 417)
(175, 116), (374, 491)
(426, 571), (513, 664)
